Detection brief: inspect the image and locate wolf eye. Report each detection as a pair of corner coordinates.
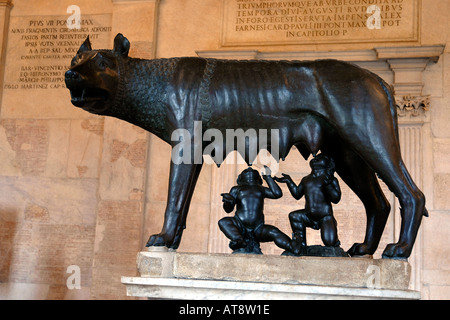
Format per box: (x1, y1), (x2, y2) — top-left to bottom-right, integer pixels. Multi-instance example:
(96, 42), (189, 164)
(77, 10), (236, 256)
(97, 59), (108, 70)
(70, 57), (78, 67)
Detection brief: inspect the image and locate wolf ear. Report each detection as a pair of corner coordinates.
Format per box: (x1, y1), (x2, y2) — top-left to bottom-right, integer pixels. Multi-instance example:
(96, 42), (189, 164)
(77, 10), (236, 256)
(113, 33), (130, 57)
(77, 36), (92, 54)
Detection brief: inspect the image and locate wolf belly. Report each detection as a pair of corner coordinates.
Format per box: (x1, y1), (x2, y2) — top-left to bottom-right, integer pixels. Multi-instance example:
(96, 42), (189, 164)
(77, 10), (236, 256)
(202, 59), (334, 162)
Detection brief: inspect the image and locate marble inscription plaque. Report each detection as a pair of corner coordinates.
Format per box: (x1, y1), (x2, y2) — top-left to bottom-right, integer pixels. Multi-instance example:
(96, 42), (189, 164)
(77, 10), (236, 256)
(1, 14), (111, 118)
(3, 14), (111, 91)
(222, 0), (420, 46)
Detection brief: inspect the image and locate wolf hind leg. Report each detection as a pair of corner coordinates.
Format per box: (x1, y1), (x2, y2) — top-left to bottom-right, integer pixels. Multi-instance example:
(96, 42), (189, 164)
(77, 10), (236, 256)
(335, 126), (425, 259)
(380, 160), (425, 259)
(324, 145), (391, 257)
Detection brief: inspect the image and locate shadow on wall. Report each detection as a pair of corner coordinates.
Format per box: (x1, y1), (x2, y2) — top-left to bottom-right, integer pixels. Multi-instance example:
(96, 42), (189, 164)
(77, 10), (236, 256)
(0, 205), (92, 300)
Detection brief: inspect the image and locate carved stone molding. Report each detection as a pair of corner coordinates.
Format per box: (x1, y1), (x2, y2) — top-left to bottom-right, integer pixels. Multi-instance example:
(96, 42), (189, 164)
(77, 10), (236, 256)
(0, 0), (13, 8)
(395, 95), (430, 119)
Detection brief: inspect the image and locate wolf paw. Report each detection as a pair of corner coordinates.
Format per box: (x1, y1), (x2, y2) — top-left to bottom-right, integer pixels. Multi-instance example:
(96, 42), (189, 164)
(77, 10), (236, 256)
(146, 232), (175, 249)
(382, 242), (410, 260)
(347, 243), (374, 257)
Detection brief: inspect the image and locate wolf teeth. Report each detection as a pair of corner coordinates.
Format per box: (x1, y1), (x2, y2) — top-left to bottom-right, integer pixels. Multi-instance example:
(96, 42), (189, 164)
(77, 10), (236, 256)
(70, 88), (82, 101)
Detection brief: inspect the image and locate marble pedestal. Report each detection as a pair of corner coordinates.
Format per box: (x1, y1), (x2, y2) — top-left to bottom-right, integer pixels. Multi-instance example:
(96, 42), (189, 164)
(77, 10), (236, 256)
(121, 249), (421, 300)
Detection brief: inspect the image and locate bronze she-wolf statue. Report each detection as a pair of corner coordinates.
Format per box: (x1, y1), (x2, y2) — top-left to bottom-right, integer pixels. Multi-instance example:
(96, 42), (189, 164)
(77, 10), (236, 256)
(65, 34), (427, 260)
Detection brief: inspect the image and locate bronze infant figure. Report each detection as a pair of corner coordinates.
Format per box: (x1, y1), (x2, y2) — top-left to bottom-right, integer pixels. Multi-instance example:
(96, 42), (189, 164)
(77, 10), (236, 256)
(276, 154), (344, 256)
(65, 33), (427, 260)
(219, 167), (296, 255)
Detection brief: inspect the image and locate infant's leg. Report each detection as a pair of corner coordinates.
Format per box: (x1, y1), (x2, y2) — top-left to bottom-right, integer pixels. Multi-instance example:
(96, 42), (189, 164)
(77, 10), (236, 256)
(320, 216), (340, 247)
(289, 210), (310, 244)
(218, 217), (245, 249)
(255, 225), (292, 252)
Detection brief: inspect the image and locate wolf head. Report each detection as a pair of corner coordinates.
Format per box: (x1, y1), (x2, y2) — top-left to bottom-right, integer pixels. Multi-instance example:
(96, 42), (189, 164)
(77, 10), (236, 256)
(65, 33), (130, 114)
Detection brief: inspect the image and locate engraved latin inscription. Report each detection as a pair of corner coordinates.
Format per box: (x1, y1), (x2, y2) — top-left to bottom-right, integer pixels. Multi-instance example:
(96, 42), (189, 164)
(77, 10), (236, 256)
(222, 0), (420, 46)
(3, 14), (111, 91)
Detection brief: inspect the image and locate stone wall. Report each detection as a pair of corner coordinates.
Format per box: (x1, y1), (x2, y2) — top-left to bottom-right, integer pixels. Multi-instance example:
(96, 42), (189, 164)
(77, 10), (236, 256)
(0, 0), (448, 299)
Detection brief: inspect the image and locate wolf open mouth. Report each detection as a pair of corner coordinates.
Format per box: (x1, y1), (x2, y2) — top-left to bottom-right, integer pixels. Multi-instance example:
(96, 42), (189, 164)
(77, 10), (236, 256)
(70, 87), (109, 108)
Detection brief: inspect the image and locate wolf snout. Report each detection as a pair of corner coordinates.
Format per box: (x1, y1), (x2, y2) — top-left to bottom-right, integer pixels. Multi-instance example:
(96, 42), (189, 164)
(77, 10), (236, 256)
(65, 70), (81, 86)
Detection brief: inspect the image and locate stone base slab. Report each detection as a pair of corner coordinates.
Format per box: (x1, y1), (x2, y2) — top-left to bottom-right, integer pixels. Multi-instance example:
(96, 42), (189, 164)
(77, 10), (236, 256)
(136, 250), (412, 290)
(121, 276), (421, 300)
(122, 249), (421, 300)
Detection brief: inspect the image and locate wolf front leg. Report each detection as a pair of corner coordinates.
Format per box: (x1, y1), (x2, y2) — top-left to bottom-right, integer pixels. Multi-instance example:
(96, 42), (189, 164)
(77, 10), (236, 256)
(146, 162), (203, 249)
